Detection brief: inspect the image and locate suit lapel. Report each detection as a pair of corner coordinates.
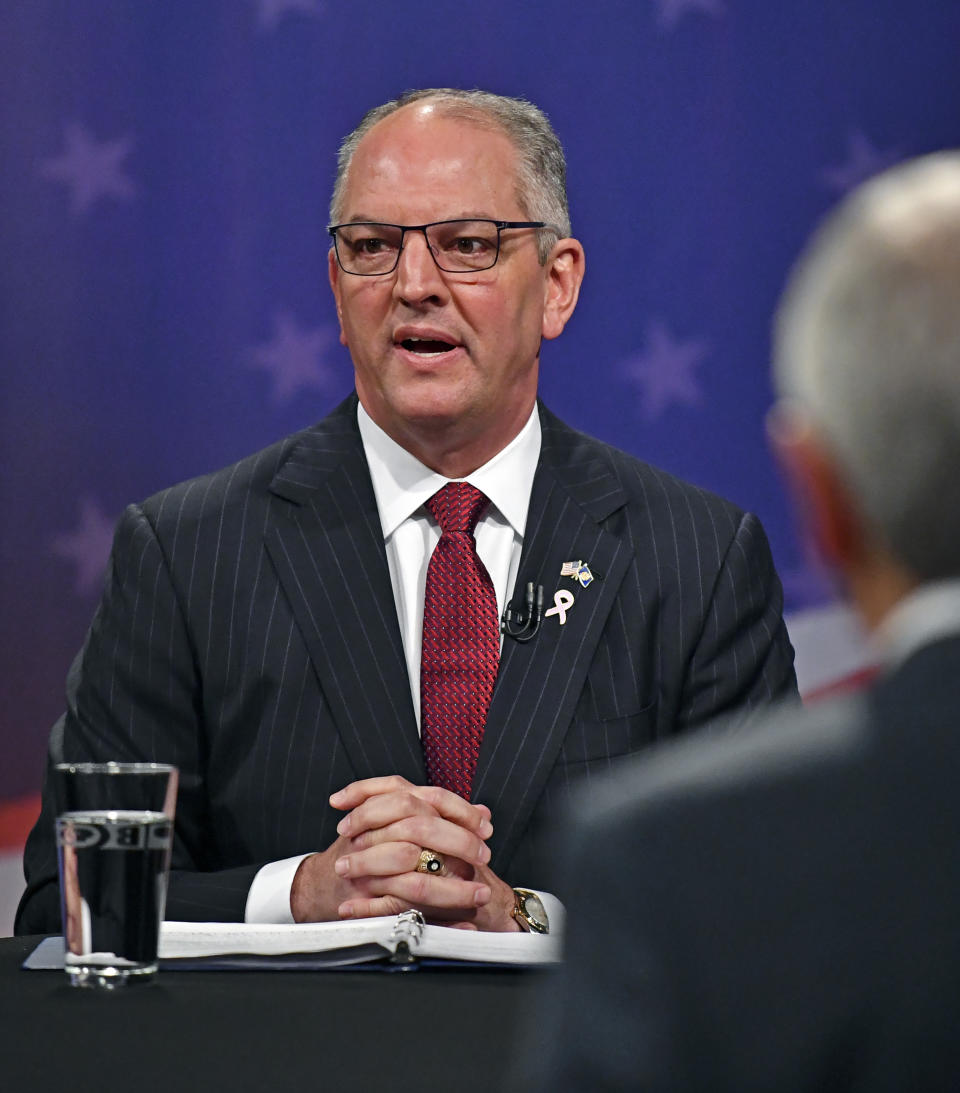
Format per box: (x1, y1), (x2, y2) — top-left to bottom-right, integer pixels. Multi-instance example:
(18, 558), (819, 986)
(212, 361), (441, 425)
(264, 396), (425, 785)
(475, 406), (632, 871)
(261, 397), (634, 862)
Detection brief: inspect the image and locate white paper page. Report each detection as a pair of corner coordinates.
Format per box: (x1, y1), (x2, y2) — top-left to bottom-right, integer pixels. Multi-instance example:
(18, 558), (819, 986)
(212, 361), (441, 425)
(158, 916), (398, 958)
(419, 924), (560, 964)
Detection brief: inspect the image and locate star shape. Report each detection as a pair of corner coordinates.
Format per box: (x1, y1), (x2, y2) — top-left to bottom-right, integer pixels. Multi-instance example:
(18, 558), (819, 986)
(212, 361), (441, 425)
(51, 497), (117, 596)
(247, 311), (339, 404)
(256, 0), (324, 30)
(820, 131), (901, 194)
(40, 122), (136, 216)
(621, 319), (708, 422)
(652, 0), (726, 31)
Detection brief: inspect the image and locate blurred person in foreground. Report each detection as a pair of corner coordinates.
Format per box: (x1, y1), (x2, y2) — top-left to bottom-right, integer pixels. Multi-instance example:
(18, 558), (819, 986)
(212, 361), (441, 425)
(17, 89), (795, 937)
(534, 151), (960, 1090)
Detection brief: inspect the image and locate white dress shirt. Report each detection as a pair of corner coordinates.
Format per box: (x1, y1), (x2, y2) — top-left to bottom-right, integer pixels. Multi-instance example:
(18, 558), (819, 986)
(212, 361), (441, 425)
(875, 579), (960, 668)
(359, 401), (539, 722)
(245, 403), (562, 932)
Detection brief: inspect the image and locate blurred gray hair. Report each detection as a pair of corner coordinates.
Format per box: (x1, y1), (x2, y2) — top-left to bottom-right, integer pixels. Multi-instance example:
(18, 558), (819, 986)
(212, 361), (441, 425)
(774, 151), (960, 579)
(329, 88), (571, 263)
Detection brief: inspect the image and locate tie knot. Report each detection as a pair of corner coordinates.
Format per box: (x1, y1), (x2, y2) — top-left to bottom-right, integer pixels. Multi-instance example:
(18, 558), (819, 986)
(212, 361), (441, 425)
(426, 482), (489, 535)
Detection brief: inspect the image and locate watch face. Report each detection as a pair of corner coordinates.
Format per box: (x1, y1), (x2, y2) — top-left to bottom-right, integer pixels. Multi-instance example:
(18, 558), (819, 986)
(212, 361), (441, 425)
(515, 888), (549, 932)
(524, 892), (547, 925)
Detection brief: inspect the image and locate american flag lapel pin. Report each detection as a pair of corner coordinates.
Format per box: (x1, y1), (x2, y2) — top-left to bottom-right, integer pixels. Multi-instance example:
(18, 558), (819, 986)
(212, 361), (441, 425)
(561, 559), (595, 588)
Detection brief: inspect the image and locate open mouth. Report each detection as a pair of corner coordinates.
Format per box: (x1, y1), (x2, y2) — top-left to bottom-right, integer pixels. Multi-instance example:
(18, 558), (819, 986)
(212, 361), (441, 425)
(399, 337), (458, 357)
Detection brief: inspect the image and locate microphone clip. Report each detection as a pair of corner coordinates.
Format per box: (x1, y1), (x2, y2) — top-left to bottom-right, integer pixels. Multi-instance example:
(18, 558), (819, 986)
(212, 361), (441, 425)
(500, 581), (544, 643)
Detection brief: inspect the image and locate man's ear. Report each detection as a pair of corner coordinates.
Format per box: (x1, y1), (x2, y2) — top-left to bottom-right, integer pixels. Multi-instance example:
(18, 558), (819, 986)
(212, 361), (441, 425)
(767, 403), (868, 573)
(328, 249), (347, 347)
(542, 238), (585, 341)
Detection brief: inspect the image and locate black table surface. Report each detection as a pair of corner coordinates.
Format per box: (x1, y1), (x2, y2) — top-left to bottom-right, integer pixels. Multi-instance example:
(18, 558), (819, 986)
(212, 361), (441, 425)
(1, 934), (553, 1092)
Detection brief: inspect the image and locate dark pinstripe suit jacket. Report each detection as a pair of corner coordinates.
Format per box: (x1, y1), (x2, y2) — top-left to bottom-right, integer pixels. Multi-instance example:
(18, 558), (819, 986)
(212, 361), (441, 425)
(17, 396), (796, 932)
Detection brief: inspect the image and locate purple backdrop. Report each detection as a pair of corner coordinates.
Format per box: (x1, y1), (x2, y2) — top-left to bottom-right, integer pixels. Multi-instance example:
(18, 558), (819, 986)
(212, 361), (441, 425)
(3, 0), (960, 818)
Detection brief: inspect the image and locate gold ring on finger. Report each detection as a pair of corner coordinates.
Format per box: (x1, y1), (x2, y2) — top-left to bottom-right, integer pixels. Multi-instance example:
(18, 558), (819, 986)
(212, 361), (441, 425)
(416, 849), (445, 875)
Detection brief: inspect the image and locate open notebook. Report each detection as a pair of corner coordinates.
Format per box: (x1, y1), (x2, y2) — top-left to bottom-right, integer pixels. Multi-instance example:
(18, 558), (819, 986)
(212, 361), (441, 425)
(161, 910), (560, 968)
(24, 911), (560, 972)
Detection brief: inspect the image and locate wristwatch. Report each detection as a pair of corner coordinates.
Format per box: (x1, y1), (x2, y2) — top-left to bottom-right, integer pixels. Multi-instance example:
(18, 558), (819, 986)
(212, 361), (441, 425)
(511, 888), (549, 934)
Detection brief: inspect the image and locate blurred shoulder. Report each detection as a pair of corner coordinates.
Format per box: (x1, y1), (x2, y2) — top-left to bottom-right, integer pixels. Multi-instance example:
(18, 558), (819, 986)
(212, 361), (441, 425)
(575, 692), (871, 841)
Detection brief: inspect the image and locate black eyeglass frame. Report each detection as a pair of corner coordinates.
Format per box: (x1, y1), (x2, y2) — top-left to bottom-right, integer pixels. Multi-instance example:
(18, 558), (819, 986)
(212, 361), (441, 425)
(327, 218), (561, 276)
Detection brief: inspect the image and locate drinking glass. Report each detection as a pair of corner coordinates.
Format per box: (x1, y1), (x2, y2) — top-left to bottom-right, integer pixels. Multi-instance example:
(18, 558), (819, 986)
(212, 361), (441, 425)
(55, 762), (178, 988)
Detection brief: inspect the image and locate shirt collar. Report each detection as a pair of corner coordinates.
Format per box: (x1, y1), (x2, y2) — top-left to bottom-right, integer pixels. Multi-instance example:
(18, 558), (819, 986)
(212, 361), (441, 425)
(874, 578), (960, 668)
(357, 401), (541, 540)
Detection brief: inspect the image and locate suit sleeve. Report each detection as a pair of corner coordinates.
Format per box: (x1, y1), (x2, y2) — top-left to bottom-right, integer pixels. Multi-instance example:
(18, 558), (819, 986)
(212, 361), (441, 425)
(677, 510), (797, 730)
(16, 503), (259, 935)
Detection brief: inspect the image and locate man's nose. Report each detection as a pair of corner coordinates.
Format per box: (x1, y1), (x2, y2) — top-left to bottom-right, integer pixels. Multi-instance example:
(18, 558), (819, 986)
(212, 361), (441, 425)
(393, 229), (447, 304)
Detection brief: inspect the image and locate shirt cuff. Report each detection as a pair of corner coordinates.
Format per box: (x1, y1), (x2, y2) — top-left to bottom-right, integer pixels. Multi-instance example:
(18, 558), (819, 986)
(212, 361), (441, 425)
(244, 854), (312, 923)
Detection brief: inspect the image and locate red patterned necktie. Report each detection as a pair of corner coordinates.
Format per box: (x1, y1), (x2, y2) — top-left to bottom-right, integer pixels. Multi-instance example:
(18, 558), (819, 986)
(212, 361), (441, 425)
(420, 482), (500, 799)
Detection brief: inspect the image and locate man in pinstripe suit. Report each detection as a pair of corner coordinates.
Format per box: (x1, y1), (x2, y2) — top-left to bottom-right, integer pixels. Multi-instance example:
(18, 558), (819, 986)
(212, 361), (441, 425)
(17, 89), (796, 935)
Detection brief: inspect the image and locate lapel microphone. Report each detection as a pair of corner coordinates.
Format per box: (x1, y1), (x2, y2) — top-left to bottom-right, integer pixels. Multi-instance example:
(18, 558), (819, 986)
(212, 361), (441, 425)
(500, 581), (544, 642)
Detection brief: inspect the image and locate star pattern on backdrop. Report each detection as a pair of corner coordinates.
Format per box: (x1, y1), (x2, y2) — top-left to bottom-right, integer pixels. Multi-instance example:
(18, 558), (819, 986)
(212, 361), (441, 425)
(621, 319), (709, 421)
(652, 0), (726, 31)
(39, 122), (136, 216)
(247, 311), (339, 404)
(820, 130), (901, 194)
(256, 0), (324, 30)
(50, 497), (116, 596)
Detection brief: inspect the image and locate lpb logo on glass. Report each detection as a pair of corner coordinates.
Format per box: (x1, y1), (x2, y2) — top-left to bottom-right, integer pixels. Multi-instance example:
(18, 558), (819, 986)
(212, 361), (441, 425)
(58, 821), (172, 851)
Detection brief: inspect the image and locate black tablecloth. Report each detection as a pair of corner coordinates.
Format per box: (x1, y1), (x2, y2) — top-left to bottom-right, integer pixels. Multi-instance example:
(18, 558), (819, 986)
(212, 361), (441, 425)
(1, 934), (552, 1092)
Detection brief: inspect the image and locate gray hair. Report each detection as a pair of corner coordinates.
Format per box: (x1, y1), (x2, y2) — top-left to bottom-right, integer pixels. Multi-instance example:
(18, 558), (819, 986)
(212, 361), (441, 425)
(329, 88), (571, 263)
(773, 151), (960, 579)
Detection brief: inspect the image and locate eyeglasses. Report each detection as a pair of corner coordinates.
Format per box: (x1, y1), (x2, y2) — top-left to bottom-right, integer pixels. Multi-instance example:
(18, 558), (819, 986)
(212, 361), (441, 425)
(327, 219), (559, 276)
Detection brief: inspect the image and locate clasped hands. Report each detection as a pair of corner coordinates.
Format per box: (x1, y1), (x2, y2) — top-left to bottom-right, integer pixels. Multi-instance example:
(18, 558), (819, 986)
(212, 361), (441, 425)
(290, 775), (520, 931)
